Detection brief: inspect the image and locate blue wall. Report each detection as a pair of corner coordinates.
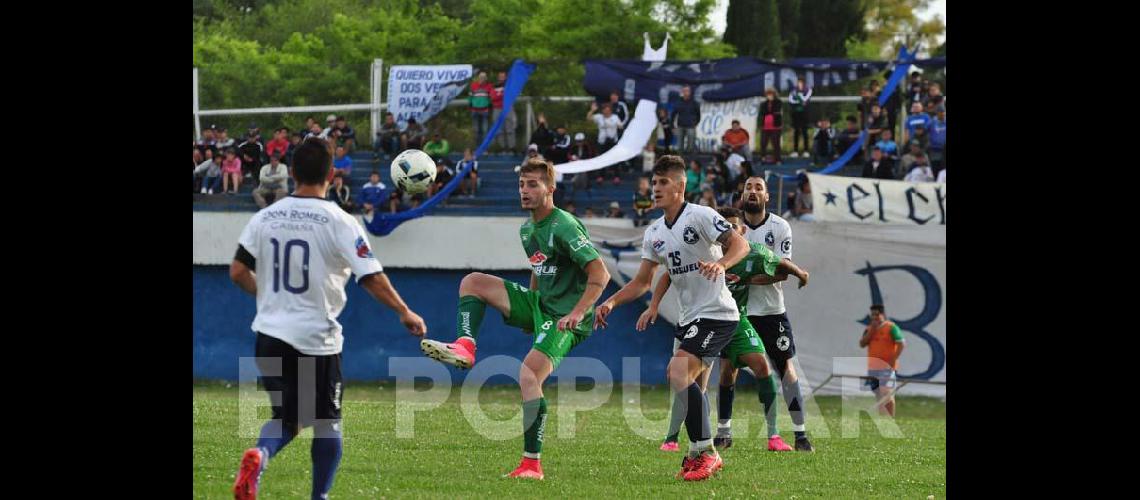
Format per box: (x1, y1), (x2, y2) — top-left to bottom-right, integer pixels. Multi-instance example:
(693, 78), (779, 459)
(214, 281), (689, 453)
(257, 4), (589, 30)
(193, 266), (676, 383)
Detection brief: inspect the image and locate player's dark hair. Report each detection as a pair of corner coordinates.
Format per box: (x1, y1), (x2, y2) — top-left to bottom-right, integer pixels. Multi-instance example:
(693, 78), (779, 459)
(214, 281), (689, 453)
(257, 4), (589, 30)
(746, 175), (768, 191)
(870, 304), (886, 314)
(652, 155), (687, 180)
(292, 137), (333, 186)
(519, 157), (556, 186)
(717, 206), (743, 220)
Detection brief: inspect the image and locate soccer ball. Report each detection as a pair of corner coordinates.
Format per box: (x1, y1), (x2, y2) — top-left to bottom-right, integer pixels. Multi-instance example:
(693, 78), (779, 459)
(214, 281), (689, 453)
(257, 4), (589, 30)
(390, 149), (437, 194)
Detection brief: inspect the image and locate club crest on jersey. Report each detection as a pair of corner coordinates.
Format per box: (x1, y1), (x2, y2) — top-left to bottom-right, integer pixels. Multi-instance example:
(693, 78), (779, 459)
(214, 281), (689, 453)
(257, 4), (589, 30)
(355, 236), (373, 258)
(765, 231), (775, 246)
(781, 239), (791, 254)
(714, 217), (731, 233)
(529, 251), (548, 266)
(683, 226), (699, 244)
(652, 239), (666, 252)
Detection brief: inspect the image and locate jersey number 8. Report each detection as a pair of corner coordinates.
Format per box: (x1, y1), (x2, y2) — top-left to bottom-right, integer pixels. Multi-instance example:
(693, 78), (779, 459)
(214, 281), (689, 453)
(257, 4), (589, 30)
(270, 238), (310, 294)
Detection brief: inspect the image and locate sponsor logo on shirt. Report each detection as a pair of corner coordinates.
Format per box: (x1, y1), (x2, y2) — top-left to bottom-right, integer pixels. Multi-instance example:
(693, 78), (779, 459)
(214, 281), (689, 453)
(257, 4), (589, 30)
(683, 226), (699, 244)
(725, 273), (741, 284)
(529, 251), (547, 266)
(652, 239), (665, 252)
(355, 236), (373, 258)
(569, 235), (590, 252)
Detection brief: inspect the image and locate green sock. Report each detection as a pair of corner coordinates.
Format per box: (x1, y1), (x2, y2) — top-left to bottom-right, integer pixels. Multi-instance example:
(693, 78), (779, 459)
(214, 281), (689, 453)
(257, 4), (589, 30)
(523, 397), (547, 457)
(759, 373), (780, 437)
(456, 295), (486, 341)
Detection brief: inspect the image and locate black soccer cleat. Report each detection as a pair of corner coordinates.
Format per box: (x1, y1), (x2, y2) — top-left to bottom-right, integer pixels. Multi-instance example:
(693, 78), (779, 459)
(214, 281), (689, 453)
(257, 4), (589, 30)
(795, 436), (815, 452)
(713, 436), (733, 450)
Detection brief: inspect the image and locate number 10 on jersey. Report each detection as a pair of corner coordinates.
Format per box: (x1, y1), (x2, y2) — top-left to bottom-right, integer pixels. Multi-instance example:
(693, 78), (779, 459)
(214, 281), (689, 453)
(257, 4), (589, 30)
(270, 238), (310, 294)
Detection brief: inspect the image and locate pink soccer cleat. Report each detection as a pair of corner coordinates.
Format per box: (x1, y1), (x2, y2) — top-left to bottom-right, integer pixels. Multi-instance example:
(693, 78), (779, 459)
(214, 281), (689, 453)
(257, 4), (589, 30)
(420, 337), (476, 369)
(768, 435), (794, 452)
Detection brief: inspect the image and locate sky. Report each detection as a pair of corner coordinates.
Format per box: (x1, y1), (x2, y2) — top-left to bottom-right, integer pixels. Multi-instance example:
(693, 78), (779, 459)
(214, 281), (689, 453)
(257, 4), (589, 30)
(707, 0), (946, 50)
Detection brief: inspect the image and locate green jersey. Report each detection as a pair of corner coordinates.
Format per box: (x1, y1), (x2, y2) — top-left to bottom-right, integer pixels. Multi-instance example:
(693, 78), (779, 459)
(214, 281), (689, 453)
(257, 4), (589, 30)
(725, 242), (781, 312)
(520, 208), (601, 318)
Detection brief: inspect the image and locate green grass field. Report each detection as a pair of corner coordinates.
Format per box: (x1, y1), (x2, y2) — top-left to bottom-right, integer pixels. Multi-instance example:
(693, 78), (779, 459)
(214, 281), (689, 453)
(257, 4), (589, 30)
(194, 381), (945, 498)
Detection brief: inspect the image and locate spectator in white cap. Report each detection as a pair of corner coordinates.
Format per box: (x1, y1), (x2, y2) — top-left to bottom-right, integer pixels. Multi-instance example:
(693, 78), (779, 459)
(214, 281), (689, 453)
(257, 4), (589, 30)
(605, 201), (625, 219)
(322, 114), (337, 138)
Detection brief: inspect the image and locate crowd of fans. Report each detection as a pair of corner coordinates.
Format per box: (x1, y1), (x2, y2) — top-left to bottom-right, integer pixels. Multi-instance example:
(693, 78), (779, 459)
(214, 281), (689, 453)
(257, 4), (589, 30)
(194, 70), (944, 223)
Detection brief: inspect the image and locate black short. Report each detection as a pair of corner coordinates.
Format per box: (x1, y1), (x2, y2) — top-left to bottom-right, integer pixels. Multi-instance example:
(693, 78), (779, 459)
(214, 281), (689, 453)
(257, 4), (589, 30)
(674, 318), (737, 359)
(255, 333), (343, 429)
(748, 313), (796, 368)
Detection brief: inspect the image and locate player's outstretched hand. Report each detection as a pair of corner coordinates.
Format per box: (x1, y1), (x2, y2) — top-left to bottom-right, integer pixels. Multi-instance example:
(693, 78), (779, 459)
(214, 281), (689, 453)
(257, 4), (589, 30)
(636, 306), (658, 331)
(697, 261), (725, 281)
(796, 271), (809, 288)
(558, 309), (586, 332)
(400, 309), (428, 337)
(594, 301), (614, 329)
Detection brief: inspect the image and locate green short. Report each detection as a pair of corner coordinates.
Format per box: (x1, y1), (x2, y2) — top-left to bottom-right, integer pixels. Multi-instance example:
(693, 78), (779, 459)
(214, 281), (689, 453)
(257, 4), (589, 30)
(502, 281), (592, 369)
(720, 312), (767, 369)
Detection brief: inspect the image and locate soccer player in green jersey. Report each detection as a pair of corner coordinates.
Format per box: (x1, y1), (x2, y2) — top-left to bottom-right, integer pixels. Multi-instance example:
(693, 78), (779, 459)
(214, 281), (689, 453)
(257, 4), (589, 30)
(419, 157), (611, 480)
(639, 207), (808, 452)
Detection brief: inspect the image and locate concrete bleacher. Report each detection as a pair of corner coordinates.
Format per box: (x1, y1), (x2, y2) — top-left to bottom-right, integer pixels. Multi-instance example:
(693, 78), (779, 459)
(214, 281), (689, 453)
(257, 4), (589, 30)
(192, 150), (843, 217)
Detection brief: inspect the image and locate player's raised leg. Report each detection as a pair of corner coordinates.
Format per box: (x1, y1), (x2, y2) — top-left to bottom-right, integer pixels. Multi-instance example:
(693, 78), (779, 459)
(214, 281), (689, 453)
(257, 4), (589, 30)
(420, 271), (512, 369)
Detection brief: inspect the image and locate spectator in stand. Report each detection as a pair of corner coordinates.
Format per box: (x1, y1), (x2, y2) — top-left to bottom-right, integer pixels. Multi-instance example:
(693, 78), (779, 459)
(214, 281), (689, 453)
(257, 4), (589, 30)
(812, 117), (837, 165)
(641, 142), (656, 175)
(333, 146), (353, 177)
(875, 129), (899, 161)
(285, 131), (302, 167)
(253, 152), (289, 208)
(929, 107), (946, 173)
(910, 122), (931, 151)
(309, 122), (326, 139)
(632, 176), (653, 227)
(468, 71), (493, 145)
(424, 133), (451, 165)
(862, 147), (895, 180)
(878, 76), (902, 138)
(898, 140), (926, 176)
(865, 105), (888, 156)
(193, 143), (203, 167)
(403, 118), (427, 150)
(266, 127), (289, 160)
(457, 148), (479, 198)
(672, 85), (700, 153)
(332, 116), (356, 151)
(374, 113), (402, 159)
(569, 132), (596, 162)
(197, 126), (218, 158)
(656, 107), (674, 153)
(723, 144), (746, 191)
(907, 72), (927, 106)
(904, 102), (932, 145)
(792, 176), (816, 222)
(698, 187), (718, 208)
(605, 201), (625, 219)
(788, 77), (813, 158)
(549, 125), (571, 164)
(491, 70), (518, 154)
(221, 148), (243, 194)
(587, 102), (623, 184)
(360, 170), (388, 217)
(607, 90), (630, 137)
(903, 153), (935, 183)
(836, 116), (863, 163)
(300, 116), (317, 138)
(857, 86), (876, 130)
(936, 167), (946, 183)
(215, 127), (234, 151)
(238, 130), (264, 180)
(924, 83), (944, 111)
(722, 119), (752, 158)
(321, 114), (337, 137)
(584, 207), (597, 218)
(195, 149), (221, 194)
(685, 159), (704, 202)
(529, 114), (555, 154)
(563, 200), (578, 216)
(428, 158), (455, 198)
(328, 172), (354, 213)
(759, 87), (784, 164)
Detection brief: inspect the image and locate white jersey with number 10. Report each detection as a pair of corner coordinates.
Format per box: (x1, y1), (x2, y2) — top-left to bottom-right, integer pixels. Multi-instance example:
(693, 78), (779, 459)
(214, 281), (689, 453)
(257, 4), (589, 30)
(237, 195), (384, 356)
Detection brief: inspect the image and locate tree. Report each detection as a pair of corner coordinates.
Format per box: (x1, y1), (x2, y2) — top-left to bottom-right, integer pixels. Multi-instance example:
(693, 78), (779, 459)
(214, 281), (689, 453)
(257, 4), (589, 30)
(797, 0), (867, 57)
(862, 0), (945, 57)
(778, 0), (801, 57)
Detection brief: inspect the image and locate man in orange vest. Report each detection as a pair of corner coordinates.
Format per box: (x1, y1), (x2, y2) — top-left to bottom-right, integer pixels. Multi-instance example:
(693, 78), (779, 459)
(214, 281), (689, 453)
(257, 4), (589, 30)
(858, 304), (906, 416)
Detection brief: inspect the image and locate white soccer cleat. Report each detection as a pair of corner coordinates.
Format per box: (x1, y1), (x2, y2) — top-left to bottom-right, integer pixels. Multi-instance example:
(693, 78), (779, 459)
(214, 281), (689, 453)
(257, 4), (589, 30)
(420, 338), (476, 369)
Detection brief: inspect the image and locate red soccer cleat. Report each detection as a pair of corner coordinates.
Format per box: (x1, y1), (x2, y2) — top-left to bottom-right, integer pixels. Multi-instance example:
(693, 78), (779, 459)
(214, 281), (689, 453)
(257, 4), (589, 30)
(420, 338), (476, 369)
(674, 455), (698, 479)
(682, 449), (724, 481)
(660, 440), (680, 452)
(768, 435), (794, 452)
(505, 457), (544, 480)
(232, 448), (263, 500)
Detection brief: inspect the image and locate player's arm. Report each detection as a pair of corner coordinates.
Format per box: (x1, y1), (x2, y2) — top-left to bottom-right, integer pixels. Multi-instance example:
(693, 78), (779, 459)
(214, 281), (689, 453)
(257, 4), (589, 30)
(595, 258), (658, 329)
(530, 271), (537, 291)
(889, 324), (906, 367)
(229, 245), (257, 295)
(859, 328), (872, 348)
(750, 273), (788, 286)
(636, 271), (670, 331)
(699, 228), (749, 280)
(557, 258), (610, 332)
(358, 272), (427, 336)
(775, 257), (809, 288)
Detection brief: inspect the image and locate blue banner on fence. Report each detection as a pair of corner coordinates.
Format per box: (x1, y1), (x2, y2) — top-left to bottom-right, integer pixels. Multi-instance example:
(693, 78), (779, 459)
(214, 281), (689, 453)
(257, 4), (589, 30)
(366, 59), (536, 237)
(584, 55), (944, 104)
